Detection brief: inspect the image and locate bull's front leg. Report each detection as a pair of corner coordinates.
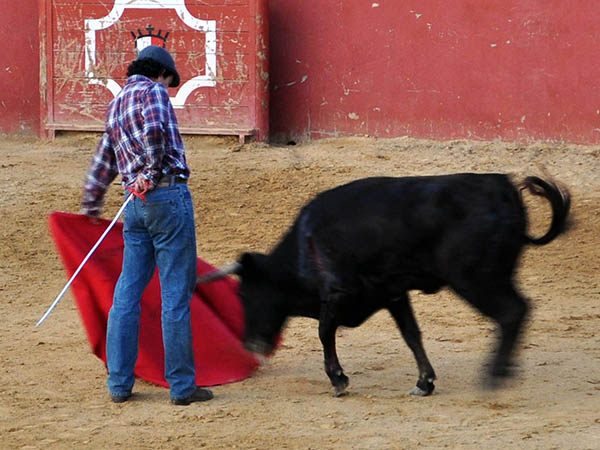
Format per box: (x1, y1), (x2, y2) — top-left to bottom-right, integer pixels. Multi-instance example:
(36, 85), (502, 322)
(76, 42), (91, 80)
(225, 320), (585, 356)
(387, 294), (436, 396)
(318, 302), (348, 397)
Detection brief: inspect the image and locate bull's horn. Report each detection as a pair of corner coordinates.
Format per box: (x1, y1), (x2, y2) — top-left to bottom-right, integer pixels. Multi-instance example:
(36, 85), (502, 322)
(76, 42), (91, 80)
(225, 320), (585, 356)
(196, 262), (242, 283)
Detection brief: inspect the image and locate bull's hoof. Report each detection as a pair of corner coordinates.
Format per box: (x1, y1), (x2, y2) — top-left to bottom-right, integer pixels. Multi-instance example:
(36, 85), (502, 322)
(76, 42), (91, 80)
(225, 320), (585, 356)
(408, 385), (431, 396)
(484, 371), (510, 390)
(332, 373), (349, 397)
(334, 385), (348, 397)
(409, 378), (435, 396)
(484, 361), (516, 389)
(482, 360), (520, 390)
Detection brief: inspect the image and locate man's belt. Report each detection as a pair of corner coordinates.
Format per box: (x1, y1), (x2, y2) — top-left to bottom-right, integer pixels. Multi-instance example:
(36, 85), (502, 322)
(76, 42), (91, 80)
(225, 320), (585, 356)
(156, 175), (188, 187)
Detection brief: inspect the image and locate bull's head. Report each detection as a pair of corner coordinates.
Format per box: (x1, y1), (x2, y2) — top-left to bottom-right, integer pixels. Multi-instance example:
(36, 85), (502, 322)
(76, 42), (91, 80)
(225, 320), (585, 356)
(197, 252), (289, 357)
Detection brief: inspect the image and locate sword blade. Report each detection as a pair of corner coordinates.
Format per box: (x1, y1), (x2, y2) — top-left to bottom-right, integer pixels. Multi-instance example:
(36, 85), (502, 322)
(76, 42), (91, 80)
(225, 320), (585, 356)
(35, 194), (134, 328)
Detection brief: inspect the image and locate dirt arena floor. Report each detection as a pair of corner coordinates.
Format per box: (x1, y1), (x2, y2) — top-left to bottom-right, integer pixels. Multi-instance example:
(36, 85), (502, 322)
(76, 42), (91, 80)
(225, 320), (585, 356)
(1, 133), (599, 449)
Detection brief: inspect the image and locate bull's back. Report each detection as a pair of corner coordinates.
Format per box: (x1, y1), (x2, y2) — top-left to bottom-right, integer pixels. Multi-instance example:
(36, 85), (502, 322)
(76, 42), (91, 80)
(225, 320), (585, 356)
(302, 173), (526, 287)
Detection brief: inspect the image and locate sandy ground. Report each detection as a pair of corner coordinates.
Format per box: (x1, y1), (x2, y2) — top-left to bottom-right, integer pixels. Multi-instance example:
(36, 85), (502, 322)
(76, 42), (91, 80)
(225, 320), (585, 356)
(0, 133), (599, 449)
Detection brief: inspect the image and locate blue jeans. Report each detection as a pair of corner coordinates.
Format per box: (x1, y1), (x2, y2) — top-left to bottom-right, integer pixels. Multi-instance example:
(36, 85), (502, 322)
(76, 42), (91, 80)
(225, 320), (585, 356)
(106, 183), (198, 400)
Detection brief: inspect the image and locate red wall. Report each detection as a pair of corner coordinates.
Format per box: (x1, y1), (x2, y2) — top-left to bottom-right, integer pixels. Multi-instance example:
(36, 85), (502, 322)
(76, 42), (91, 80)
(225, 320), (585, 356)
(0, 0), (40, 135)
(269, 1), (600, 144)
(3, 1), (600, 144)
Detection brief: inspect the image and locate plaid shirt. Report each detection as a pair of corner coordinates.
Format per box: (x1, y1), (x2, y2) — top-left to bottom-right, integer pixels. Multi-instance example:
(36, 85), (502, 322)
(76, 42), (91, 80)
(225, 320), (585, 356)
(81, 75), (189, 216)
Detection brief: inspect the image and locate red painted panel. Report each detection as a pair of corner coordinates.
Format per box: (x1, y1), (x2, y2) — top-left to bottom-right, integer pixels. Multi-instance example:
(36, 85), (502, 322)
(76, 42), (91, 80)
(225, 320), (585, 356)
(41, 0), (268, 140)
(0, 1), (40, 135)
(269, 0), (600, 144)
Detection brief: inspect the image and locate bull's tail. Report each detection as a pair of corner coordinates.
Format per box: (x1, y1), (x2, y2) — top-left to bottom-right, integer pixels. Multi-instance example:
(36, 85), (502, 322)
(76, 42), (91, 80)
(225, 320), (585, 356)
(520, 176), (571, 245)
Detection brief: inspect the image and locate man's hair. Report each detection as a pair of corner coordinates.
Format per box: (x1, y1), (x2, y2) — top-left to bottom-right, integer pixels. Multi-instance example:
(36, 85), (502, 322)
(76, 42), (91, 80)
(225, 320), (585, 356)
(127, 58), (175, 80)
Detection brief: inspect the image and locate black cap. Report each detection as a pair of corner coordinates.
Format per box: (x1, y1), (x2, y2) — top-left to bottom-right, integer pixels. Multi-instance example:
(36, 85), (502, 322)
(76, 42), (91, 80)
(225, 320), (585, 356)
(136, 45), (180, 88)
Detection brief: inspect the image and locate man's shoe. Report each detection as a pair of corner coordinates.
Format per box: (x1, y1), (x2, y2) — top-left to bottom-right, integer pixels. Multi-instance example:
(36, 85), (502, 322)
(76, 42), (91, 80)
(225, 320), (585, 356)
(171, 387), (213, 406)
(110, 393), (132, 403)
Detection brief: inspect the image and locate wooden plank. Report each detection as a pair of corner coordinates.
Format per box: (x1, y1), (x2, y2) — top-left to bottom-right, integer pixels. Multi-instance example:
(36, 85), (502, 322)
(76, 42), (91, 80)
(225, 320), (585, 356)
(39, 0), (53, 137)
(51, 103), (252, 128)
(51, 0), (249, 6)
(52, 77), (251, 107)
(53, 4), (252, 33)
(53, 29), (251, 54)
(51, 49), (251, 81)
(46, 122), (256, 138)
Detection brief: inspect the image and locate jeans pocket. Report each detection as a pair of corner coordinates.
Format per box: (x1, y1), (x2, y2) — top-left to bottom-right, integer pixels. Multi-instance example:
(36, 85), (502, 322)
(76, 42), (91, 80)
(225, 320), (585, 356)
(143, 198), (179, 236)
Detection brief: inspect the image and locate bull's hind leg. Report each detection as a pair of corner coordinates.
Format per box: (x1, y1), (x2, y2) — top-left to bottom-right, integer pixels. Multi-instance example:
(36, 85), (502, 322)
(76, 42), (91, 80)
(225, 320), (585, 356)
(387, 294), (436, 396)
(454, 283), (529, 386)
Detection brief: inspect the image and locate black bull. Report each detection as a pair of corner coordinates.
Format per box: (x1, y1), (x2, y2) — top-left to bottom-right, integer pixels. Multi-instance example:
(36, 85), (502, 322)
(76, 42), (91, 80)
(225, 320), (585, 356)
(199, 173), (570, 397)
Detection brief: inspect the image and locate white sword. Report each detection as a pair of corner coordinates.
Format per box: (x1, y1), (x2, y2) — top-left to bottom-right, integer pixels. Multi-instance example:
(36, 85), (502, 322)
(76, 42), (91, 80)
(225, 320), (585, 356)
(35, 194), (134, 328)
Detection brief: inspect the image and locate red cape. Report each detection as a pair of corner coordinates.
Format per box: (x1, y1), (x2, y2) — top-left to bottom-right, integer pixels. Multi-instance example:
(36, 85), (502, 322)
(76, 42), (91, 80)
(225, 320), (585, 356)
(48, 212), (260, 387)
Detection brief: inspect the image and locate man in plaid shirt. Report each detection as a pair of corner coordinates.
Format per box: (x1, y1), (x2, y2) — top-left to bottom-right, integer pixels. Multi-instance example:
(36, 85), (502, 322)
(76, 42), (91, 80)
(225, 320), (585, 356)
(81, 46), (213, 406)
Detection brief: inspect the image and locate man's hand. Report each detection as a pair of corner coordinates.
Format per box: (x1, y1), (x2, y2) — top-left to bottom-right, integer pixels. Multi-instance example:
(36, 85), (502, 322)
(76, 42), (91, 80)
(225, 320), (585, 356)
(133, 173), (155, 194)
(80, 210), (102, 224)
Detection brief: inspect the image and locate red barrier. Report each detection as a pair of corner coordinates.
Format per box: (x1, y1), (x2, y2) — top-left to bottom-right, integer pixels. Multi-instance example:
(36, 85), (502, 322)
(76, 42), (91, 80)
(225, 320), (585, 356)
(268, 1), (600, 144)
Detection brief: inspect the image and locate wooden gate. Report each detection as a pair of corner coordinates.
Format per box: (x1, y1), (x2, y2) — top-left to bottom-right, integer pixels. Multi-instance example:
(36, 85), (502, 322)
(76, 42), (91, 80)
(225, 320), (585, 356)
(40, 0), (269, 142)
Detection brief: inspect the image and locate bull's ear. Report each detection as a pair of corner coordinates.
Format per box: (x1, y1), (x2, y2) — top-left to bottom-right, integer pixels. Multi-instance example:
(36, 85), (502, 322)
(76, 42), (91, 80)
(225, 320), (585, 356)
(238, 252), (269, 277)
